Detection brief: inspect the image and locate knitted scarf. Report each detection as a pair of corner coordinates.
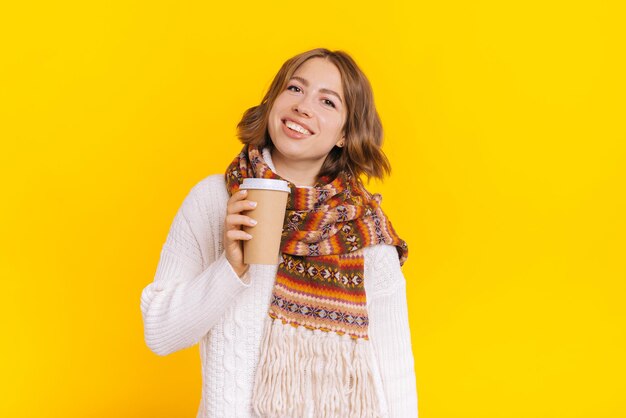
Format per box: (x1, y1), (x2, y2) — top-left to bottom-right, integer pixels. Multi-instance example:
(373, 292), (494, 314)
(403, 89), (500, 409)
(224, 144), (408, 418)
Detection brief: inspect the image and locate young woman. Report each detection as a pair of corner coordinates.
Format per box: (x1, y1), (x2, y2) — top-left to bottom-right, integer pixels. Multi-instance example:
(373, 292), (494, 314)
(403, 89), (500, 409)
(141, 48), (418, 418)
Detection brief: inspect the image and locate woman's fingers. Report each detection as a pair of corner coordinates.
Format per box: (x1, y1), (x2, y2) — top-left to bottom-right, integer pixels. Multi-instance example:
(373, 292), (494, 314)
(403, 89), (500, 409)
(229, 200), (257, 215)
(227, 190), (257, 214)
(224, 190), (257, 243)
(225, 213), (258, 230)
(226, 189), (248, 208)
(223, 189), (255, 277)
(226, 229), (253, 241)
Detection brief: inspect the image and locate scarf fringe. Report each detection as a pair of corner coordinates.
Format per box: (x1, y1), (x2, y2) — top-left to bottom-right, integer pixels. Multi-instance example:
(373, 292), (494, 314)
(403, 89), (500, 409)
(252, 317), (387, 418)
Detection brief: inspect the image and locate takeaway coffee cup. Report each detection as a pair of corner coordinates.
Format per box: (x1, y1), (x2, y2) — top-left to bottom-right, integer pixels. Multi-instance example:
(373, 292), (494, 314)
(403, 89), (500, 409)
(239, 178), (291, 265)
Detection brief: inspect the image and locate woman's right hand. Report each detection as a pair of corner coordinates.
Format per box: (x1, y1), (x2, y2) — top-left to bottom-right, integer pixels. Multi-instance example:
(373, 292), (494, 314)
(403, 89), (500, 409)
(224, 189), (257, 278)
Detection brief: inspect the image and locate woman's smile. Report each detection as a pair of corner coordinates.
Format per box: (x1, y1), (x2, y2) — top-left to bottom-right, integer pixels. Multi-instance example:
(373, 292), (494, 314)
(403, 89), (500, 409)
(283, 118), (312, 134)
(281, 119), (313, 139)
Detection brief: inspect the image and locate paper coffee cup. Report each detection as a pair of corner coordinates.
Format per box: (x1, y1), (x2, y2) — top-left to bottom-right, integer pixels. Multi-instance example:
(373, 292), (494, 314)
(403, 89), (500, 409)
(240, 178), (291, 265)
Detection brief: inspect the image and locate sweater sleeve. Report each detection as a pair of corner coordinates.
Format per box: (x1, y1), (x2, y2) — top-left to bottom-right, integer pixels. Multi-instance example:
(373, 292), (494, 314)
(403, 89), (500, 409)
(367, 244), (419, 417)
(140, 181), (251, 356)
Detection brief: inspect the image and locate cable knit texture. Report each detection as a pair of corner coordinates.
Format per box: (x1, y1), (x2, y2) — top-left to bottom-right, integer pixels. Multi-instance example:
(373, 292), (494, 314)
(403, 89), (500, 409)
(140, 160), (418, 417)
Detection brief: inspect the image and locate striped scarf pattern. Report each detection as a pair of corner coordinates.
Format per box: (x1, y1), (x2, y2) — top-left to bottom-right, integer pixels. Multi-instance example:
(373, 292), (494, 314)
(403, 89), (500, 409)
(225, 144), (408, 417)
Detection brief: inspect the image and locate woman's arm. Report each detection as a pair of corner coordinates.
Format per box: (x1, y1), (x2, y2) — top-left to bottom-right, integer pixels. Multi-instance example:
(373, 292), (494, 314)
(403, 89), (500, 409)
(368, 244), (419, 417)
(140, 180), (251, 356)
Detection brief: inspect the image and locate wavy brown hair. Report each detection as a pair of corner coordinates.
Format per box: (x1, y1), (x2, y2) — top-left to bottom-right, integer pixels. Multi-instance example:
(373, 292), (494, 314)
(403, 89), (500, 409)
(236, 48), (391, 184)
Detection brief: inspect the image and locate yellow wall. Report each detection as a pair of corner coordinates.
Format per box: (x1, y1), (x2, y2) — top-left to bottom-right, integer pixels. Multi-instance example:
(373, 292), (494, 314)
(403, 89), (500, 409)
(1, 1), (625, 417)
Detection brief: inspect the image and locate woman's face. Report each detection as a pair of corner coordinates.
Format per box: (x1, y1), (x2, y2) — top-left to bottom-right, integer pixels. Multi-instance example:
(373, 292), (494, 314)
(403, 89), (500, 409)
(267, 57), (347, 168)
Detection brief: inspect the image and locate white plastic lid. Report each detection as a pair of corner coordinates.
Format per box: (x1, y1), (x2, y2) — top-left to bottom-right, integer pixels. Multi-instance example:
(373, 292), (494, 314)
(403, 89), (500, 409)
(239, 178), (291, 193)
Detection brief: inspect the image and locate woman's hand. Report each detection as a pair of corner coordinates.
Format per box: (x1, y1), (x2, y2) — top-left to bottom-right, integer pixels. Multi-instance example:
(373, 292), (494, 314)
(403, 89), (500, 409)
(224, 189), (257, 278)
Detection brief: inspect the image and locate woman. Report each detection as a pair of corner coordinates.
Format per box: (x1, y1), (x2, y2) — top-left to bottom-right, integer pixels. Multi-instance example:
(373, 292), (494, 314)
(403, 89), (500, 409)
(140, 48), (418, 418)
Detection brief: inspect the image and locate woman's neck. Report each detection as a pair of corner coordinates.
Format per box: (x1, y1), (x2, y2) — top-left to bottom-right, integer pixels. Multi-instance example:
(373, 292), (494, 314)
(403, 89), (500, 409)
(269, 149), (321, 187)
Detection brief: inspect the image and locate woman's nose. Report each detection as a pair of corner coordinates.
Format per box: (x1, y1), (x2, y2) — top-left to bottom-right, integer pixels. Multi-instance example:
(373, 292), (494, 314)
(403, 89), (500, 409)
(292, 98), (312, 117)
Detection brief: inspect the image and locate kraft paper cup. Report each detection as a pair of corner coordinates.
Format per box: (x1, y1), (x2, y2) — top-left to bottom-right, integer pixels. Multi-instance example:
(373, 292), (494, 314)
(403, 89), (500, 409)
(239, 178), (291, 265)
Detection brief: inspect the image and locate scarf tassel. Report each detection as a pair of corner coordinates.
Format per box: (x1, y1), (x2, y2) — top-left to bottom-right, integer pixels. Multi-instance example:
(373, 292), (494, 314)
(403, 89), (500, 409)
(252, 317), (387, 418)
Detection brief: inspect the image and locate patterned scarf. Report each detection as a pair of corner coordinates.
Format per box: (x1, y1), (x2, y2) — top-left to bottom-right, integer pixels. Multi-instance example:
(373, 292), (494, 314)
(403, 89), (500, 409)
(224, 144), (408, 418)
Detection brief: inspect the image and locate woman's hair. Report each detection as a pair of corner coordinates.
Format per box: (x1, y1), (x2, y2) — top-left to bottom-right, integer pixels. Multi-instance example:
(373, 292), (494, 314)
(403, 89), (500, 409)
(236, 48), (391, 184)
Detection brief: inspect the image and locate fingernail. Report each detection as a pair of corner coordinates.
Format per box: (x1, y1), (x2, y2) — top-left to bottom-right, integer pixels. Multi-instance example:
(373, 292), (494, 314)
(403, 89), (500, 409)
(240, 189), (247, 195)
(250, 219), (257, 225)
(249, 201), (257, 207)
(246, 233), (253, 239)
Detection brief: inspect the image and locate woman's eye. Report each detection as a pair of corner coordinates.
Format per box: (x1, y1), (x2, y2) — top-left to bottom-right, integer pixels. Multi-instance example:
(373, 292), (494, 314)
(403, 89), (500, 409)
(287, 85), (335, 108)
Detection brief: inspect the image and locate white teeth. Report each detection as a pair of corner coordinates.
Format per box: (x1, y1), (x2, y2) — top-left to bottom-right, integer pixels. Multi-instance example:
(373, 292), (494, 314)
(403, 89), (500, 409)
(285, 120), (311, 135)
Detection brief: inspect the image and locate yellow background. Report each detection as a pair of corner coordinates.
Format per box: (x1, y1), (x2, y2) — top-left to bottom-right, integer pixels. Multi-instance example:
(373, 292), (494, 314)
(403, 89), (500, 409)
(1, 0), (625, 417)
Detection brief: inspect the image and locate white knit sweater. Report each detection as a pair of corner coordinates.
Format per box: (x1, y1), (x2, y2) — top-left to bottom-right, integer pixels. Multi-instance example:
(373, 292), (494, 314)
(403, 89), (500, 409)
(140, 152), (418, 417)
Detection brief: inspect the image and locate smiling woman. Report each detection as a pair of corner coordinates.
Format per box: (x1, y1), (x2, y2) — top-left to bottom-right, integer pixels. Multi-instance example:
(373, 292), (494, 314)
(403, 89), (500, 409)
(267, 57), (348, 186)
(140, 48), (418, 418)
(237, 48), (391, 189)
